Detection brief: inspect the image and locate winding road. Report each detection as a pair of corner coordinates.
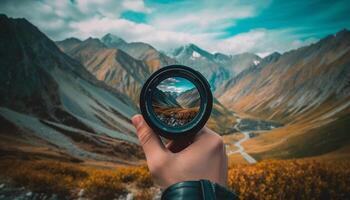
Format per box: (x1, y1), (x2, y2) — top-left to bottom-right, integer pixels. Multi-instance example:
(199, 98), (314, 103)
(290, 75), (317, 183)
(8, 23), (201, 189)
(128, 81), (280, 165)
(228, 118), (257, 164)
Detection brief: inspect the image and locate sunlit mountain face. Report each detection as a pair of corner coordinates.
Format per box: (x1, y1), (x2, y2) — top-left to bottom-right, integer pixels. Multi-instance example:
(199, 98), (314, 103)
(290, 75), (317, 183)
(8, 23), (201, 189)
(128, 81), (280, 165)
(0, 0), (350, 198)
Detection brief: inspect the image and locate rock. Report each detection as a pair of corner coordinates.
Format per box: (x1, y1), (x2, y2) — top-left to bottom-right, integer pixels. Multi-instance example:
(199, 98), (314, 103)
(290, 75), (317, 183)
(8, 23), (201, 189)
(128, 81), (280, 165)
(26, 192), (32, 197)
(0, 183), (4, 189)
(153, 188), (162, 200)
(78, 189), (85, 197)
(126, 193), (133, 200)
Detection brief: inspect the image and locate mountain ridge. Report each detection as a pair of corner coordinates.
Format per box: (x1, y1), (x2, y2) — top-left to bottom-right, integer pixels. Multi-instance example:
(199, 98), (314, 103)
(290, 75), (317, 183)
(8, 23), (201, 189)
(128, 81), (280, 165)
(0, 14), (142, 163)
(101, 33), (177, 72)
(219, 29), (350, 123)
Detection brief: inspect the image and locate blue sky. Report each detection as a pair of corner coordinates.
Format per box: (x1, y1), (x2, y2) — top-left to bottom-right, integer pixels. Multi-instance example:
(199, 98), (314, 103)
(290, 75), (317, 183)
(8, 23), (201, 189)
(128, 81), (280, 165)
(157, 77), (195, 93)
(0, 0), (349, 56)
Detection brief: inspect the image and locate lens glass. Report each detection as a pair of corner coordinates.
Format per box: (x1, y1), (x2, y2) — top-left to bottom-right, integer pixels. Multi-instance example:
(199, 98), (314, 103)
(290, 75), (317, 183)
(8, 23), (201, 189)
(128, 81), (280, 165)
(152, 77), (200, 127)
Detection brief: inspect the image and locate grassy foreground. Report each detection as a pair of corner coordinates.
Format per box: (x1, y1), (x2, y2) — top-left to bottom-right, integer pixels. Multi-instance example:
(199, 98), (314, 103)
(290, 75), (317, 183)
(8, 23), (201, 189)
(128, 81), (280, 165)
(0, 159), (349, 199)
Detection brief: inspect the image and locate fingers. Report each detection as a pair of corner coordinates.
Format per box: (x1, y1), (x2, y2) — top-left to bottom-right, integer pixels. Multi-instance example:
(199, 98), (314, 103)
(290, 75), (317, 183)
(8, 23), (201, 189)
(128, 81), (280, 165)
(185, 127), (224, 154)
(132, 114), (167, 158)
(166, 138), (193, 153)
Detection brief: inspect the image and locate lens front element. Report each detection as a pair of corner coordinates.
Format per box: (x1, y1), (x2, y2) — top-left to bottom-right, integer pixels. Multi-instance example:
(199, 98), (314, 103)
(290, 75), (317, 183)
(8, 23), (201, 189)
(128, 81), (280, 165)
(152, 77), (200, 127)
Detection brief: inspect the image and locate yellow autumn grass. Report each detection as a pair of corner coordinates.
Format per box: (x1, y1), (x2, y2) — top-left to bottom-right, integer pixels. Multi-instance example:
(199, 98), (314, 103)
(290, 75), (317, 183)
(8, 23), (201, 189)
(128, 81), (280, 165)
(0, 159), (153, 199)
(228, 159), (350, 200)
(0, 159), (349, 199)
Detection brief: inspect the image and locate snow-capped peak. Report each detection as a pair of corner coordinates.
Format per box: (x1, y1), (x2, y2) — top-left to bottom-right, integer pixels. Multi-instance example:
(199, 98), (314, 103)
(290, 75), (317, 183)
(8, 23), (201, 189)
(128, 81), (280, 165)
(192, 51), (201, 58)
(253, 60), (260, 65)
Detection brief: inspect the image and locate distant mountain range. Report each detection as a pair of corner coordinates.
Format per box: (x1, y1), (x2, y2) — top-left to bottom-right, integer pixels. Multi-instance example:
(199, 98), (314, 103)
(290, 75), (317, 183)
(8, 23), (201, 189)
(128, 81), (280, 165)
(152, 88), (181, 108)
(176, 88), (201, 108)
(1, 13), (349, 162)
(169, 43), (261, 90)
(57, 34), (237, 136)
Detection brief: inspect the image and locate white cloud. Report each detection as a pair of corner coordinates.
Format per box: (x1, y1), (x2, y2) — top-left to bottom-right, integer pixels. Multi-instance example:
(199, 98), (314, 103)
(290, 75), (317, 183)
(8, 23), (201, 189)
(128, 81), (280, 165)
(69, 16), (216, 51)
(122, 0), (152, 13)
(210, 29), (317, 56)
(149, 6), (254, 34)
(0, 0), (317, 56)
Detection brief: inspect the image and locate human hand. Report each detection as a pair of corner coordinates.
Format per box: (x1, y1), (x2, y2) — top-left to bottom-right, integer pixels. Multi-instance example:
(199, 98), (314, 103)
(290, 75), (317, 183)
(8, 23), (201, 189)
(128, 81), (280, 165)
(131, 114), (227, 190)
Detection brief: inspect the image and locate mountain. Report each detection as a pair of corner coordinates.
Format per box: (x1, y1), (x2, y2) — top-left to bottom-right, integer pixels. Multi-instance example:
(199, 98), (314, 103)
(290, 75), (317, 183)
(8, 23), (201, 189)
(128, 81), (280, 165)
(57, 37), (150, 103)
(176, 88), (201, 108)
(221, 52), (262, 75)
(170, 44), (230, 89)
(59, 36), (237, 135)
(0, 14), (143, 163)
(56, 37), (82, 53)
(152, 88), (181, 108)
(219, 30), (350, 123)
(169, 43), (261, 91)
(215, 52), (281, 97)
(101, 33), (176, 72)
(219, 30), (350, 159)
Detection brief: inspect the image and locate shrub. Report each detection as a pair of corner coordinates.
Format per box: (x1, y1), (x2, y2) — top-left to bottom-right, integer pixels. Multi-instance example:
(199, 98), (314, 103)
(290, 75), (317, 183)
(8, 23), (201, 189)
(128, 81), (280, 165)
(1, 159), (85, 198)
(134, 189), (154, 200)
(227, 159), (350, 200)
(79, 170), (127, 200)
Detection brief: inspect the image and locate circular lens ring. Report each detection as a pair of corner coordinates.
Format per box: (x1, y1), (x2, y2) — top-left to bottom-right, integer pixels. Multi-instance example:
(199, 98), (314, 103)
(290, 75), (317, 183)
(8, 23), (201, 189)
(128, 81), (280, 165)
(140, 65), (213, 139)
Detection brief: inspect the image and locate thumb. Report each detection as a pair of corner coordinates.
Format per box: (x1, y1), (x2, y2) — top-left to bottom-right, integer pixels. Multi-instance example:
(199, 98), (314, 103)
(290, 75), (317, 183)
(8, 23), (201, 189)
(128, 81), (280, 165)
(132, 114), (166, 158)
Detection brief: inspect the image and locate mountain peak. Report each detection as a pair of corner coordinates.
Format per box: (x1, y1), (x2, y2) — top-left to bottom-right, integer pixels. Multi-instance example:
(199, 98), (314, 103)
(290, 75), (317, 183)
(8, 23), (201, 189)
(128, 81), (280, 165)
(101, 33), (127, 47)
(334, 28), (350, 38)
(56, 37), (82, 45)
(259, 52), (281, 65)
(82, 37), (106, 48)
(64, 37), (81, 43)
(269, 52), (281, 57)
(186, 43), (199, 49)
(172, 43), (213, 59)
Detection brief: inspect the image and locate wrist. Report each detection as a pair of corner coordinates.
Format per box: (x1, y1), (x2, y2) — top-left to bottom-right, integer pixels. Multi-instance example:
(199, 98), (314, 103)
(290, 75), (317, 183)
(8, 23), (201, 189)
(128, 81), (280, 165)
(161, 179), (238, 200)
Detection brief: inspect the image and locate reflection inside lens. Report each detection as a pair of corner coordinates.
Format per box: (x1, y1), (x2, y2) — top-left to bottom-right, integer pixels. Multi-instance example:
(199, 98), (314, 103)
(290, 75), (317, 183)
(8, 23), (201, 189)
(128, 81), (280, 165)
(152, 77), (200, 127)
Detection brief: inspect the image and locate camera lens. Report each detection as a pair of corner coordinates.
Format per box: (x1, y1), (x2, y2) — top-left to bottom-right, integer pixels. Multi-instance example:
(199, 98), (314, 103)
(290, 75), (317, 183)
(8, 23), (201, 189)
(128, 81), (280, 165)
(140, 65), (212, 139)
(152, 77), (200, 127)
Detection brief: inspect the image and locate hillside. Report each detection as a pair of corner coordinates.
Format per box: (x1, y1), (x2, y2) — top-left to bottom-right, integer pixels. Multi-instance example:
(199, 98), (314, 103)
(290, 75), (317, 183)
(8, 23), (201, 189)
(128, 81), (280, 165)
(56, 38), (150, 103)
(0, 14), (142, 164)
(219, 30), (350, 123)
(219, 30), (350, 160)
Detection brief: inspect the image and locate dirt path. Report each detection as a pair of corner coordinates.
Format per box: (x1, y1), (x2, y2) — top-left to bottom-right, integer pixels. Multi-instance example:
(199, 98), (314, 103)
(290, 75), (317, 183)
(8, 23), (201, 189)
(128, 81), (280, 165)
(228, 118), (257, 164)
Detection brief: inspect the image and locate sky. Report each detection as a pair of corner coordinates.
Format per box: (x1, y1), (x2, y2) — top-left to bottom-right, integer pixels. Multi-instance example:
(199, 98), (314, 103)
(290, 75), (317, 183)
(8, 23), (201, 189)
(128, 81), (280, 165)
(157, 77), (195, 93)
(0, 0), (349, 56)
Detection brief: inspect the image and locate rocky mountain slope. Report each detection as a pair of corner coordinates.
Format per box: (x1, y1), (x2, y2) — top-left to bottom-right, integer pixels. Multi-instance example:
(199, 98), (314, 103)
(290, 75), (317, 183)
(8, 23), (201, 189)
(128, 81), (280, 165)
(176, 88), (201, 108)
(57, 38), (150, 103)
(219, 30), (350, 124)
(101, 33), (176, 72)
(169, 44), (261, 91)
(219, 30), (350, 160)
(152, 88), (181, 108)
(0, 14), (142, 164)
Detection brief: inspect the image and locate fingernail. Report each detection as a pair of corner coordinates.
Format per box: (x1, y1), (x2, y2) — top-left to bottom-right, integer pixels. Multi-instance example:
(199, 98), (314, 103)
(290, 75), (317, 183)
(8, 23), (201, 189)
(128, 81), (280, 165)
(132, 115), (142, 128)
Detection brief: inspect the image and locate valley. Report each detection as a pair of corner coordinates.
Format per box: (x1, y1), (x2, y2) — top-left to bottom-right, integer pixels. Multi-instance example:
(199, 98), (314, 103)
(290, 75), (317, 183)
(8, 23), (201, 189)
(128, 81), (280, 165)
(225, 115), (282, 164)
(0, 13), (350, 200)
